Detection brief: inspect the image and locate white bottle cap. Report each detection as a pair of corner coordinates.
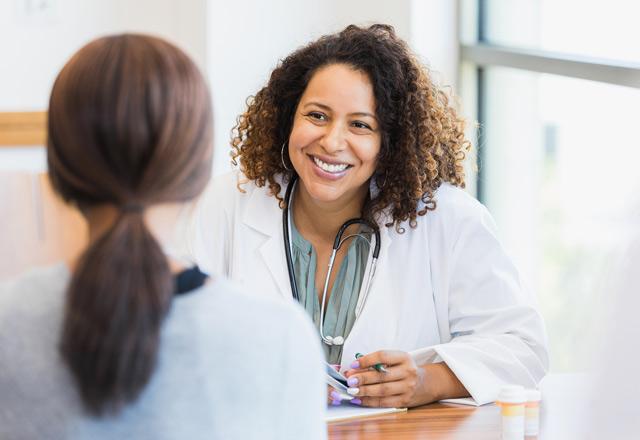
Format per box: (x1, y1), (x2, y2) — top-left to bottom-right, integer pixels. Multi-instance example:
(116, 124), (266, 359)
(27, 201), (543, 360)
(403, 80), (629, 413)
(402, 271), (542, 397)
(497, 385), (526, 404)
(525, 389), (541, 402)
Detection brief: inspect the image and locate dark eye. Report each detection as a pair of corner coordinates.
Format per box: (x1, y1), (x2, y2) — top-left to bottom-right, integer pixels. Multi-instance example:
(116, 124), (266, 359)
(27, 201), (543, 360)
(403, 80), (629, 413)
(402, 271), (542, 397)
(352, 121), (372, 130)
(306, 111), (327, 121)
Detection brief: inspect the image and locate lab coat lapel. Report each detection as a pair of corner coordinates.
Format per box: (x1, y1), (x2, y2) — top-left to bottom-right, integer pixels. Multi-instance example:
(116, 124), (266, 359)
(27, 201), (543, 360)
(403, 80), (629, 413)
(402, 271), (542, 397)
(242, 180), (293, 300)
(258, 234), (292, 300)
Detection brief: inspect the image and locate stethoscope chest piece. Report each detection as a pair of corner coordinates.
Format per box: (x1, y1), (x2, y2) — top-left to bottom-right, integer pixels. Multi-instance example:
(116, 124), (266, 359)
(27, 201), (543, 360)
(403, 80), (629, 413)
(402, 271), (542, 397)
(324, 335), (345, 346)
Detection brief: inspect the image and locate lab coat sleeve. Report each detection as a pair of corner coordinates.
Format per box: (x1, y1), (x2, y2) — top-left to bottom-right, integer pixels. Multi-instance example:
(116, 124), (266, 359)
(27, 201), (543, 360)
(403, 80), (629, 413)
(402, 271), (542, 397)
(411, 202), (549, 405)
(175, 172), (236, 277)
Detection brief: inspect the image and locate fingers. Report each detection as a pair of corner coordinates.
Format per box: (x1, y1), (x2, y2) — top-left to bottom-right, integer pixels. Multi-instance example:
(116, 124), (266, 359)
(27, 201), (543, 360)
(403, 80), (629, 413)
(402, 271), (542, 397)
(341, 351), (417, 408)
(329, 390), (344, 406)
(348, 379), (413, 408)
(329, 390), (363, 406)
(359, 395), (408, 408)
(328, 385), (363, 406)
(345, 367), (403, 387)
(327, 386), (347, 406)
(348, 379), (406, 398)
(350, 350), (407, 370)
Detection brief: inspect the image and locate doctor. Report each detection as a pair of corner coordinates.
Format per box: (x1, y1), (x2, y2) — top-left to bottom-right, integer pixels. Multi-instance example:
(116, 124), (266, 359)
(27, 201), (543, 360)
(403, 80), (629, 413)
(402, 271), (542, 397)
(186, 24), (548, 407)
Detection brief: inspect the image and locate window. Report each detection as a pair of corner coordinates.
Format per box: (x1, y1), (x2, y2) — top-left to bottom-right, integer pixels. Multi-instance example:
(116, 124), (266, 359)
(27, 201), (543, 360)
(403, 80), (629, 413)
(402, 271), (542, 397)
(483, 0), (640, 64)
(460, 0), (640, 371)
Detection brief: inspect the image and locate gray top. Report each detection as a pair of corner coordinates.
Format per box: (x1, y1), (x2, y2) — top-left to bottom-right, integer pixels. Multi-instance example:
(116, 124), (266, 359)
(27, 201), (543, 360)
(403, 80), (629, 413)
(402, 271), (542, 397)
(290, 220), (370, 364)
(0, 264), (326, 440)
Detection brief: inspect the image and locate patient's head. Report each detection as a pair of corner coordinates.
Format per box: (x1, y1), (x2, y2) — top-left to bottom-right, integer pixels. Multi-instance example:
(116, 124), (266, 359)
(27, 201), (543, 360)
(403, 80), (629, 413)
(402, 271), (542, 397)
(46, 34), (212, 415)
(48, 33), (212, 209)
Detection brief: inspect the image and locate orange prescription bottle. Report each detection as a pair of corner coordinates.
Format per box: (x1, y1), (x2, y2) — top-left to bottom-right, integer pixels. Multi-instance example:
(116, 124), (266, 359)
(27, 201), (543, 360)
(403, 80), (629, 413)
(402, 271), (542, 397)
(524, 389), (541, 437)
(497, 385), (526, 440)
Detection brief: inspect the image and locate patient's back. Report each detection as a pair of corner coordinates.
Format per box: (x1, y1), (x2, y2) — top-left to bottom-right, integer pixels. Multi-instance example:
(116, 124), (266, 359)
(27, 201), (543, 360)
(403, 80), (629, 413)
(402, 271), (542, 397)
(0, 264), (326, 440)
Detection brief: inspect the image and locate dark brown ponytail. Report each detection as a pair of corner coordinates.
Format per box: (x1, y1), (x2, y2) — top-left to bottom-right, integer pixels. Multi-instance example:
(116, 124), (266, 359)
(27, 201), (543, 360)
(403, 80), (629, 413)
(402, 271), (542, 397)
(47, 34), (213, 415)
(63, 211), (172, 413)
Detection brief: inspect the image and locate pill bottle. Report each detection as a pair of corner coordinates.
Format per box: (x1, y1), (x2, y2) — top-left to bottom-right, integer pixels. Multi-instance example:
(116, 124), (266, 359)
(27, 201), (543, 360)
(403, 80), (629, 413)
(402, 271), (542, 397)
(524, 389), (541, 438)
(497, 385), (526, 440)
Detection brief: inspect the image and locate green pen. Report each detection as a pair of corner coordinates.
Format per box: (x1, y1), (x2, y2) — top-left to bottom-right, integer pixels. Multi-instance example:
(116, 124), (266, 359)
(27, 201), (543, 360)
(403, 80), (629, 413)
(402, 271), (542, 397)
(355, 352), (388, 373)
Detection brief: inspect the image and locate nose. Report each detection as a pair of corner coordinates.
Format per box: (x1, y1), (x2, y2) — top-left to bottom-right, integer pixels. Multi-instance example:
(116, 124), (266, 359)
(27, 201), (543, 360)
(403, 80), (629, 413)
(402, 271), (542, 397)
(320, 122), (347, 153)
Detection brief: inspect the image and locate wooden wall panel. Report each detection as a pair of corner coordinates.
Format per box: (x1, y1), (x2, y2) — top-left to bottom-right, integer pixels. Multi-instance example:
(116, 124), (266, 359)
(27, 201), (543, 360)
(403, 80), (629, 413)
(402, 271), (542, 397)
(0, 111), (47, 146)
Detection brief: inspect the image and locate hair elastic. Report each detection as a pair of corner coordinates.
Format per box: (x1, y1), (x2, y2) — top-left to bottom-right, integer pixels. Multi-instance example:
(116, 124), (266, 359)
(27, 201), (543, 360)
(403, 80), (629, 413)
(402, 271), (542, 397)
(120, 203), (145, 213)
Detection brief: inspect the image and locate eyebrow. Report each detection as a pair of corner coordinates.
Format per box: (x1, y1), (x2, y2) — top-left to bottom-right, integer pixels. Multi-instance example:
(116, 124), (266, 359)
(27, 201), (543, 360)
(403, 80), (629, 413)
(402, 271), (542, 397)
(303, 102), (377, 120)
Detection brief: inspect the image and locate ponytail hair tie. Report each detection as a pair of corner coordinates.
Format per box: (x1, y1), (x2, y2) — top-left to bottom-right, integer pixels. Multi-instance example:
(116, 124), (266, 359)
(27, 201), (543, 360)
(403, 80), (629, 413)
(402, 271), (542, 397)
(120, 203), (145, 213)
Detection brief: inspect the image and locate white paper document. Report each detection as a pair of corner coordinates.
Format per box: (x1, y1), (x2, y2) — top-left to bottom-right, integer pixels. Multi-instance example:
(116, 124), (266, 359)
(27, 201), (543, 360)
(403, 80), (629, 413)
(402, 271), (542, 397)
(326, 404), (407, 422)
(439, 397), (482, 406)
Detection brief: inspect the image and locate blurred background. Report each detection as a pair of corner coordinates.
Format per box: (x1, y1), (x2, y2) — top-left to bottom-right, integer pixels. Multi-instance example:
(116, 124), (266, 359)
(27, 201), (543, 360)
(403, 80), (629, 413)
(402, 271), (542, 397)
(1, 0), (639, 375)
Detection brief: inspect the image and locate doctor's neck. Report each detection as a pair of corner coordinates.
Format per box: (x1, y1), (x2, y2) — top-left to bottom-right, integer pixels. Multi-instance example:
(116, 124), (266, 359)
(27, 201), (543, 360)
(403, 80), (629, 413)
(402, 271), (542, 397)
(293, 180), (369, 241)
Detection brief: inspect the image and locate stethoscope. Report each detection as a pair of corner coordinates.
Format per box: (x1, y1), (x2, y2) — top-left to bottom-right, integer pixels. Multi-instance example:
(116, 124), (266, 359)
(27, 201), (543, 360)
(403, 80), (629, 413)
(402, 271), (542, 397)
(282, 176), (381, 346)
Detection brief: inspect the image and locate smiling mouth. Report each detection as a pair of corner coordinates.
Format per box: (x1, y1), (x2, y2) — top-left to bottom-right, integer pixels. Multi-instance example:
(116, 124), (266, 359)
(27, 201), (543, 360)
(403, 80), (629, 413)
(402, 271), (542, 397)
(311, 155), (351, 173)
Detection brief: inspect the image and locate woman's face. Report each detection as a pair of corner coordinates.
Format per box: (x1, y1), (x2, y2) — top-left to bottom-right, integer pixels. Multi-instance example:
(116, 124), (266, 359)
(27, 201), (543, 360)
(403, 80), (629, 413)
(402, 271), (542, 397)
(288, 63), (381, 208)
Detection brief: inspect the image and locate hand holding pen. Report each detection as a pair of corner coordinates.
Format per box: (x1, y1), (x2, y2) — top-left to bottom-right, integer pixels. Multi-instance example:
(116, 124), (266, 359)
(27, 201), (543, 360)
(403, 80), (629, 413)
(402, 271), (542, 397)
(327, 354), (386, 407)
(344, 350), (427, 408)
(356, 352), (388, 373)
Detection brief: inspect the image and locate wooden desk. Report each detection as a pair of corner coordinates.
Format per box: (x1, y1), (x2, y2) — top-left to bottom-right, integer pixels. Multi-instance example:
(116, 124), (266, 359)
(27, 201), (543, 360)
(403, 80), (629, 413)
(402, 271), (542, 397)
(328, 374), (589, 439)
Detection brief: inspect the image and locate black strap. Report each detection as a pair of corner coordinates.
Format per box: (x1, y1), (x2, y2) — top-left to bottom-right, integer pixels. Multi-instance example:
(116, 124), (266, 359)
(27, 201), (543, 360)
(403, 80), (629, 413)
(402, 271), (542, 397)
(174, 265), (209, 295)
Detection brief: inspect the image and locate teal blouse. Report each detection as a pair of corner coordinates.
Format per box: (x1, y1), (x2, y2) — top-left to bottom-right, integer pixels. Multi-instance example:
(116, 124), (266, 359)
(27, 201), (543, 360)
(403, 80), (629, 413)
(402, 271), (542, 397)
(290, 220), (371, 364)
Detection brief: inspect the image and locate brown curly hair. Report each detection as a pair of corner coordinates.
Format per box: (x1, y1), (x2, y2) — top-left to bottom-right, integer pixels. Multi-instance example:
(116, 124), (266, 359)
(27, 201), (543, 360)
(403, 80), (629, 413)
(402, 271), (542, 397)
(231, 24), (471, 230)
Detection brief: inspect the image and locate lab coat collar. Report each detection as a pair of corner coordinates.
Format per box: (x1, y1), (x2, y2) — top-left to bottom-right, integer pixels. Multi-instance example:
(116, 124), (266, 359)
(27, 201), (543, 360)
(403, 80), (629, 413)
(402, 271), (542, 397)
(240, 173), (394, 301)
(241, 174), (287, 237)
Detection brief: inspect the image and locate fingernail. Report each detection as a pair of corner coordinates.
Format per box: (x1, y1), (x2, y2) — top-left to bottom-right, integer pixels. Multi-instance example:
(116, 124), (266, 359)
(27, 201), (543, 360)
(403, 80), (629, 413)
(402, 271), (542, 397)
(330, 391), (341, 400)
(351, 398), (362, 405)
(347, 377), (359, 387)
(331, 398), (342, 406)
(347, 387), (359, 396)
(350, 361), (360, 369)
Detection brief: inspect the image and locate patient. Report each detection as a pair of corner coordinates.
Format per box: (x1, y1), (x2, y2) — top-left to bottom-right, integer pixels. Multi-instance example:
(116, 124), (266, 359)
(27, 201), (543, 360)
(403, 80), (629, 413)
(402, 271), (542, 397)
(0, 34), (326, 439)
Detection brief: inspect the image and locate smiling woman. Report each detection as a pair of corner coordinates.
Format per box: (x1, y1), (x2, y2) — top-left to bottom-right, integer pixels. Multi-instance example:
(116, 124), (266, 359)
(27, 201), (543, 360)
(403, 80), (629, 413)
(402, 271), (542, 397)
(185, 24), (548, 409)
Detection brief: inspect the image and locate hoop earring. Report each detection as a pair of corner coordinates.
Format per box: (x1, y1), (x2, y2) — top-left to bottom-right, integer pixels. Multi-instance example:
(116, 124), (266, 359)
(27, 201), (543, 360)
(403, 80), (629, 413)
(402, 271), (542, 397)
(378, 172), (387, 189)
(281, 142), (291, 171)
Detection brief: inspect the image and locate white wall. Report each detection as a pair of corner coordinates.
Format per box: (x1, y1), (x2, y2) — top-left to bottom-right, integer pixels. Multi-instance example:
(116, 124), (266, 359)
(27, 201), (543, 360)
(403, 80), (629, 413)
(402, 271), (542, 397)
(0, 0), (460, 175)
(410, 0), (458, 91)
(0, 0), (206, 111)
(206, 0), (413, 174)
(0, 0), (206, 170)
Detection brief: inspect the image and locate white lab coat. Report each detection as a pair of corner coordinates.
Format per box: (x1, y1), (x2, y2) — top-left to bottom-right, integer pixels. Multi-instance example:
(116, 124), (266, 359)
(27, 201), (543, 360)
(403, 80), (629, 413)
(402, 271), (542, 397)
(184, 171), (549, 405)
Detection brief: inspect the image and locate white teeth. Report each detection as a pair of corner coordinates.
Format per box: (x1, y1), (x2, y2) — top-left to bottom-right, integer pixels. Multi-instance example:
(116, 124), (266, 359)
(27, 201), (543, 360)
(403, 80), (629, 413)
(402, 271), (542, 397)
(313, 156), (349, 173)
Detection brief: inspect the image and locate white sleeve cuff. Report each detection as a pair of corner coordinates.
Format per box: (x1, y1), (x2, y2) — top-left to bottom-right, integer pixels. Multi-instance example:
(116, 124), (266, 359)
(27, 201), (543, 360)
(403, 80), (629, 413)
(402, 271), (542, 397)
(409, 343), (506, 406)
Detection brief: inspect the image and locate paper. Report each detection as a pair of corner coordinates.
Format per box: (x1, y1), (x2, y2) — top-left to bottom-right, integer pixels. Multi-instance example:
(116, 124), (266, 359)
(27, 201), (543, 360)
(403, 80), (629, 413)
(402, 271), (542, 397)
(326, 404), (407, 422)
(439, 397), (482, 406)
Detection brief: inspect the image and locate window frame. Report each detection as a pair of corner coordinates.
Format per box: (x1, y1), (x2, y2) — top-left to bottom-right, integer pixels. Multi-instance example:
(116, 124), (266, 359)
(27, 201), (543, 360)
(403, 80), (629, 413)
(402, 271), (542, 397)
(459, 0), (640, 202)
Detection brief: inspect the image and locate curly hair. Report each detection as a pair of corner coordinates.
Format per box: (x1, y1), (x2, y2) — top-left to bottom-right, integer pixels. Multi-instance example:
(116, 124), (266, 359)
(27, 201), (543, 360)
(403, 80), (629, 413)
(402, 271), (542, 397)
(231, 24), (471, 230)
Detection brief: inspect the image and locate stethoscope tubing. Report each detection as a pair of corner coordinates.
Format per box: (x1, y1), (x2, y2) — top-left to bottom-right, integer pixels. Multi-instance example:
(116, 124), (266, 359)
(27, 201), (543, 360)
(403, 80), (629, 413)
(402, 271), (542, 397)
(282, 176), (381, 346)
